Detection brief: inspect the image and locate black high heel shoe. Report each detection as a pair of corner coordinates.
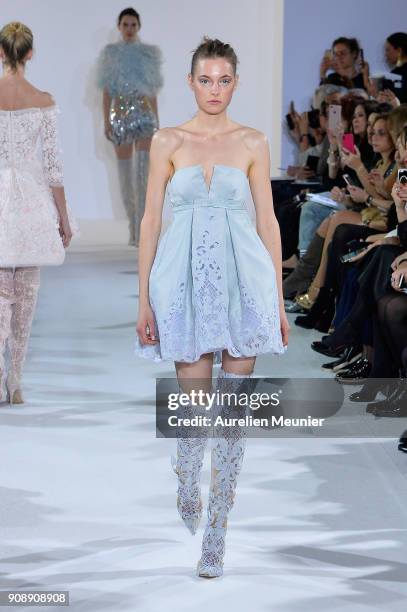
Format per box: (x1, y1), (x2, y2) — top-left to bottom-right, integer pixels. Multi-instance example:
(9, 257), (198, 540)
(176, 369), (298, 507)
(366, 378), (405, 413)
(371, 380), (407, 417)
(311, 341), (347, 359)
(398, 430), (407, 453)
(349, 379), (391, 403)
(335, 358), (371, 384)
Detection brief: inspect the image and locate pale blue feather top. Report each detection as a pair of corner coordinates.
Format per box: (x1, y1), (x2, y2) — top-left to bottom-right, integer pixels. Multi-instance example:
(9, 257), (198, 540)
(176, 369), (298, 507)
(96, 40), (163, 97)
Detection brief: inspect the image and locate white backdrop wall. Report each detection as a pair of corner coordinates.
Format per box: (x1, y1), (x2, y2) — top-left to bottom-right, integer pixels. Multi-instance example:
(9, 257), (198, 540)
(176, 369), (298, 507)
(2, 0), (284, 232)
(282, 0), (406, 168)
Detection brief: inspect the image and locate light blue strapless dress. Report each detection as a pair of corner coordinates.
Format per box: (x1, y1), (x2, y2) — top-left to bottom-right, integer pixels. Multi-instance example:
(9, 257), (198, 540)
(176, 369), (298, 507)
(135, 164), (284, 364)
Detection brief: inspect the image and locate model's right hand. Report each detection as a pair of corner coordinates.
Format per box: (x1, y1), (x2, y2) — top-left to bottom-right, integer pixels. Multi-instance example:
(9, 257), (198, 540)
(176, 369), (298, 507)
(279, 309), (290, 347)
(59, 216), (73, 248)
(136, 305), (159, 345)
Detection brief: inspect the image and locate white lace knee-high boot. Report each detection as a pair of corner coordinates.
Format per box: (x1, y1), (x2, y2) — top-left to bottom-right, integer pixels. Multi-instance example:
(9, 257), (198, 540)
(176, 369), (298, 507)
(197, 368), (252, 578)
(133, 150), (149, 248)
(117, 158), (137, 246)
(171, 383), (210, 535)
(0, 269), (14, 402)
(7, 267), (40, 404)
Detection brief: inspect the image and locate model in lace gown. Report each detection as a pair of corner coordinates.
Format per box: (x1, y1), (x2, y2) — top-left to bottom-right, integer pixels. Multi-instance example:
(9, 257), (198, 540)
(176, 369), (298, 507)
(96, 7), (163, 246)
(135, 38), (290, 577)
(0, 22), (74, 405)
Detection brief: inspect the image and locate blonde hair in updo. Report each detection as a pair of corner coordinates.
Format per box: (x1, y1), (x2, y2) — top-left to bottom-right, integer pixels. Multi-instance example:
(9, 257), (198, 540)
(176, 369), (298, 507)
(0, 22), (33, 71)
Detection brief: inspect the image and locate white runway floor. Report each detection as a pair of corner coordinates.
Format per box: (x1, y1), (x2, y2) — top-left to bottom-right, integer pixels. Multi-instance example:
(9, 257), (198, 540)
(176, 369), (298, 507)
(1, 250), (407, 612)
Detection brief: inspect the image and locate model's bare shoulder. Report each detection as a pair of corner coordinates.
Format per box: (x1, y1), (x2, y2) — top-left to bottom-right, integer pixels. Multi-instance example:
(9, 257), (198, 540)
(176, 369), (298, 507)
(149, 128), (184, 170)
(38, 91), (55, 108)
(152, 127), (183, 150)
(241, 127), (269, 153)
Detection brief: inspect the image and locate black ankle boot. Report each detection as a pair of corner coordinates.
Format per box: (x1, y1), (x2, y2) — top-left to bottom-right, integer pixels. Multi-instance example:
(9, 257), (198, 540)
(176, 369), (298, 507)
(371, 380), (407, 417)
(335, 358), (371, 384)
(295, 287), (334, 331)
(398, 429), (407, 452)
(349, 378), (388, 403)
(366, 378), (405, 413)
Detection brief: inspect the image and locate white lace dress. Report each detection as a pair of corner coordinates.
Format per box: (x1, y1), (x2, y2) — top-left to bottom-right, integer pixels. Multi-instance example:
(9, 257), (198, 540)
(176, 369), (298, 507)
(0, 105), (69, 267)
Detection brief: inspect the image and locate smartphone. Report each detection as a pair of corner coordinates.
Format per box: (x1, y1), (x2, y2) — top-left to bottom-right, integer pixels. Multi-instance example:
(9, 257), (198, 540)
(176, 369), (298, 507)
(343, 173), (357, 187)
(359, 48), (364, 66)
(328, 104), (342, 132)
(340, 248), (368, 263)
(342, 133), (356, 154)
(324, 49), (333, 59)
(308, 108), (320, 129)
(398, 169), (407, 185)
(398, 274), (407, 294)
(306, 155), (319, 172)
(289, 100), (295, 114)
(370, 76), (385, 92)
(340, 239), (369, 263)
(286, 113), (295, 130)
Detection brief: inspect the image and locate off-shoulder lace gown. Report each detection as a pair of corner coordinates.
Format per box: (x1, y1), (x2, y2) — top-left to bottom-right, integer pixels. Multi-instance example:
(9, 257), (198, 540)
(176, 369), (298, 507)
(0, 106), (66, 266)
(135, 164), (285, 364)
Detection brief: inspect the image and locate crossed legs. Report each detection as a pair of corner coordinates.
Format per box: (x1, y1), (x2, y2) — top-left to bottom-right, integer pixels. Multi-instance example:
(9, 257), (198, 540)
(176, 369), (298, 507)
(305, 210), (362, 300)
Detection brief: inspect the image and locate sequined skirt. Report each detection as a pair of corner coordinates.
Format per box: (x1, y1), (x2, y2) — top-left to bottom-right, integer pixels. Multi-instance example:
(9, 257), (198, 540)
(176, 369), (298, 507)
(109, 93), (158, 146)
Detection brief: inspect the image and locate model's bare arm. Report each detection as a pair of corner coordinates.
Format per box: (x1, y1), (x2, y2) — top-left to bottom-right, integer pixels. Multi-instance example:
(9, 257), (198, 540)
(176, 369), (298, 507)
(103, 89), (112, 138)
(40, 93), (72, 248)
(150, 96), (159, 126)
(136, 128), (180, 344)
(246, 131), (290, 346)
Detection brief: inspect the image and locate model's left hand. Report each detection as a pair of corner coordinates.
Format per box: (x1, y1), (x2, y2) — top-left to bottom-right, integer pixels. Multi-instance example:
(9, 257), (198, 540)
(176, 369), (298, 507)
(59, 216), (73, 248)
(280, 310), (291, 347)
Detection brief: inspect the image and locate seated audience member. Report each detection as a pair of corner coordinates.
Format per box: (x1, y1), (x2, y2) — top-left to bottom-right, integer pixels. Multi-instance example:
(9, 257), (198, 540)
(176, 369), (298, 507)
(295, 112), (398, 311)
(385, 32), (407, 104)
(320, 37), (370, 91)
(307, 127), (407, 390)
(283, 100), (383, 300)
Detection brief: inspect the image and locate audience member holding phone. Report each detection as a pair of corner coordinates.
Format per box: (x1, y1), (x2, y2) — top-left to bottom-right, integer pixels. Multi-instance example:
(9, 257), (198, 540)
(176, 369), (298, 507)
(283, 31), (407, 433)
(341, 114), (397, 204)
(285, 100), (327, 181)
(320, 37), (370, 91)
(385, 32), (407, 104)
(326, 98), (379, 184)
